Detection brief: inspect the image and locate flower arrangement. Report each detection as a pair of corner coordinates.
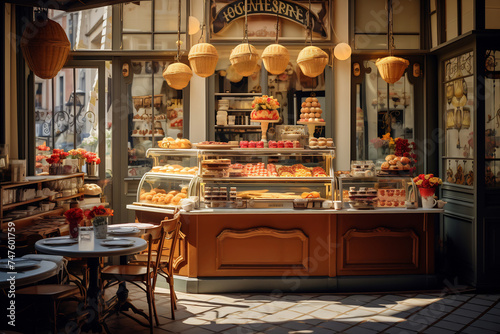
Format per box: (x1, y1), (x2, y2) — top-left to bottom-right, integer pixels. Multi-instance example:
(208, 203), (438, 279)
(84, 205), (113, 219)
(85, 152), (101, 164)
(370, 132), (394, 151)
(68, 148), (88, 159)
(46, 149), (69, 165)
(413, 174), (442, 189)
(64, 207), (84, 222)
(251, 95), (280, 111)
(65, 207), (84, 238)
(394, 138), (417, 175)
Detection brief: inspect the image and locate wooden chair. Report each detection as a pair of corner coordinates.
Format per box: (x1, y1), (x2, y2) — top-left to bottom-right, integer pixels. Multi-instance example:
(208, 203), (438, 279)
(100, 230), (166, 334)
(130, 211), (182, 320)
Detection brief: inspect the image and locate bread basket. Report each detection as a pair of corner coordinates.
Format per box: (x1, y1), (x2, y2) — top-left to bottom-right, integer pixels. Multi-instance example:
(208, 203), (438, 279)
(229, 43), (260, 77)
(375, 56), (409, 84)
(262, 44), (290, 75)
(188, 43), (219, 78)
(297, 46), (328, 78)
(163, 62), (193, 90)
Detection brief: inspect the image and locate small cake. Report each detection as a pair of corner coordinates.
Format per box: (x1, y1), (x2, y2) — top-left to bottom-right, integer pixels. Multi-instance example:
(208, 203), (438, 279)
(240, 141), (248, 148)
(318, 138), (327, 147)
(248, 141), (256, 148)
(277, 141), (285, 148)
(284, 140), (293, 148)
(256, 141), (265, 148)
(268, 141), (277, 148)
(326, 138), (334, 147)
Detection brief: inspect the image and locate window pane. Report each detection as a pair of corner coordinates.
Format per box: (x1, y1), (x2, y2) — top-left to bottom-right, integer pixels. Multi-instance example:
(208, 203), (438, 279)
(445, 0), (458, 41)
(461, 0), (474, 33)
(54, 69), (75, 152)
(123, 34), (152, 50)
(430, 0), (437, 12)
(355, 34), (388, 49)
(123, 1), (152, 32)
(354, 0), (387, 34)
(394, 35), (420, 49)
(154, 34), (186, 51)
(393, 0), (420, 34)
(155, 0), (186, 31)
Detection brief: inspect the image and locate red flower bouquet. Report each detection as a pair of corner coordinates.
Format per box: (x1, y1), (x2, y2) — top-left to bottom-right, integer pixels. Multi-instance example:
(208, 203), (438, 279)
(395, 138), (417, 175)
(84, 205), (114, 219)
(64, 208), (84, 238)
(413, 174), (443, 198)
(85, 152), (101, 164)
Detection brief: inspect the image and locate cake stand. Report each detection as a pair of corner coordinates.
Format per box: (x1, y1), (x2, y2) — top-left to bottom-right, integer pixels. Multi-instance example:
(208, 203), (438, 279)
(252, 119), (279, 143)
(297, 121), (326, 140)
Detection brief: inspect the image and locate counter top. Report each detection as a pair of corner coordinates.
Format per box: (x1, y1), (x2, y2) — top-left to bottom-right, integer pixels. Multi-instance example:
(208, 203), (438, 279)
(127, 204), (443, 215)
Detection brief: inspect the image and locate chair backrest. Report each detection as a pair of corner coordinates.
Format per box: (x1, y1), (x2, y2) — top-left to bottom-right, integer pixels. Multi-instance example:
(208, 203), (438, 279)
(159, 211), (182, 274)
(143, 227), (166, 282)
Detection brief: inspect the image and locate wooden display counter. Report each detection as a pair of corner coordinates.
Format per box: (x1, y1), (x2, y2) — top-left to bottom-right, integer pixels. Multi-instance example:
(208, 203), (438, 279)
(128, 205), (442, 293)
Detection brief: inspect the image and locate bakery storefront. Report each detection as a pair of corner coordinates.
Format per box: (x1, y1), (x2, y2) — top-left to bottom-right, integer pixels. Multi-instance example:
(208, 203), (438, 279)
(1, 0), (500, 293)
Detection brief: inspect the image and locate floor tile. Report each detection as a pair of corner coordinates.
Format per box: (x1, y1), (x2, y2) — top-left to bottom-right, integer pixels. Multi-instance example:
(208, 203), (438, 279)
(431, 319), (466, 332)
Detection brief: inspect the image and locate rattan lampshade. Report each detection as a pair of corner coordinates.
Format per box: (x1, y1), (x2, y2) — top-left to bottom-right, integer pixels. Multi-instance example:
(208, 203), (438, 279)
(262, 44), (290, 75)
(375, 56), (409, 84)
(297, 46), (328, 78)
(20, 18), (70, 79)
(229, 43), (260, 77)
(163, 62), (193, 90)
(188, 43), (219, 78)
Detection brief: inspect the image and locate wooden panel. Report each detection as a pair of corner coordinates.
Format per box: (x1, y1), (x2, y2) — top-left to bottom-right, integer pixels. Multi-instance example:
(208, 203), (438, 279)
(485, 218), (500, 273)
(216, 227), (308, 270)
(341, 227), (419, 271)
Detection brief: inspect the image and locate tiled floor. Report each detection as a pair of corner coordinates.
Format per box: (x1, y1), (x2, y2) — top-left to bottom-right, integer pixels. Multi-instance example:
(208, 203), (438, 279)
(97, 287), (500, 334)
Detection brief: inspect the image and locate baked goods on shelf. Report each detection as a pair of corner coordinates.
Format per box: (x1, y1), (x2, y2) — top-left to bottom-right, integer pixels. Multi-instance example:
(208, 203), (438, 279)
(380, 155), (411, 173)
(377, 188), (406, 208)
(299, 97), (325, 122)
(309, 137), (333, 148)
(236, 189), (300, 199)
(250, 109), (279, 120)
(139, 187), (187, 205)
(83, 183), (102, 196)
(150, 164), (198, 175)
(158, 137), (192, 149)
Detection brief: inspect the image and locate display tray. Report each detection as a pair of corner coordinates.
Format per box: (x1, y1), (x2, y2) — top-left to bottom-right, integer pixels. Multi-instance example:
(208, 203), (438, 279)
(348, 201), (377, 210)
(133, 201), (179, 209)
(194, 144), (239, 149)
(247, 198), (295, 209)
(378, 169), (411, 176)
(234, 148), (304, 151)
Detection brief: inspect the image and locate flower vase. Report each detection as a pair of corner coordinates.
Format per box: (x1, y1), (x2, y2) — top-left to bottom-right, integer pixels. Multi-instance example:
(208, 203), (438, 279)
(49, 163), (63, 175)
(68, 219), (80, 238)
(86, 162), (97, 177)
(419, 187), (437, 208)
(78, 158), (85, 173)
(92, 215), (108, 239)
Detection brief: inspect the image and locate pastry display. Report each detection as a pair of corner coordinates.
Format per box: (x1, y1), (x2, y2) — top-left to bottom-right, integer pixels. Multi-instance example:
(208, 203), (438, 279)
(158, 137), (192, 149)
(380, 155), (410, 174)
(150, 164), (198, 175)
(309, 137), (333, 148)
(250, 95), (280, 121)
(139, 187), (188, 206)
(351, 160), (375, 177)
(347, 187), (378, 209)
(236, 189), (300, 199)
(377, 188), (406, 208)
(299, 97), (325, 122)
(202, 159), (231, 178)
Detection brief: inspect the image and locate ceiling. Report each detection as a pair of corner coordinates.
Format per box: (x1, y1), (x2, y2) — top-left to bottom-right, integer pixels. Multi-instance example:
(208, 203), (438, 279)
(4, 0), (138, 12)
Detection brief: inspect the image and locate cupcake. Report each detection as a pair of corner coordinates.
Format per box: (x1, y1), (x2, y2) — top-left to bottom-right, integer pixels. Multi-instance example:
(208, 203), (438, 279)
(249, 141), (256, 148)
(277, 141), (285, 148)
(256, 141), (264, 148)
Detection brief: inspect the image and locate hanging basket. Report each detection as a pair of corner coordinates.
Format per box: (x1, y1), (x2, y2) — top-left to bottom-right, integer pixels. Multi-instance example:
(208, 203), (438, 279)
(229, 43), (260, 77)
(163, 62), (193, 90)
(375, 56), (410, 84)
(188, 43), (219, 78)
(297, 46), (328, 78)
(262, 44), (290, 75)
(20, 18), (71, 79)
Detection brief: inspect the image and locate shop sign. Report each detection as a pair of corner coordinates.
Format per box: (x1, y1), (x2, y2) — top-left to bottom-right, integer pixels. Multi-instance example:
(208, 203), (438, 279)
(211, 0), (328, 37)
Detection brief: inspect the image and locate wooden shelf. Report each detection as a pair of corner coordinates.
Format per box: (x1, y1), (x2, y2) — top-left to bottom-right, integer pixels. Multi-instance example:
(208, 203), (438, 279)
(3, 196), (49, 210)
(10, 208), (64, 226)
(0, 173), (84, 189)
(54, 192), (84, 202)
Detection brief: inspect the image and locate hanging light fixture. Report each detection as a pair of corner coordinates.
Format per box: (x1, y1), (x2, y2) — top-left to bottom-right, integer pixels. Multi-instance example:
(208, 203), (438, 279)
(229, 0), (260, 77)
(297, 0), (328, 78)
(21, 11), (70, 79)
(188, 0), (219, 78)
(163, 0), (193, 90)
(333, 42), (352, 61)
(375, 0), (409, 84)
(262, 14), (290, 75)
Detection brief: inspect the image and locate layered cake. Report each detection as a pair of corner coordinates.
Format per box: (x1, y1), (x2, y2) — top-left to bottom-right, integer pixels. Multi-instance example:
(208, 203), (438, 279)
(250, 95), (280, 121)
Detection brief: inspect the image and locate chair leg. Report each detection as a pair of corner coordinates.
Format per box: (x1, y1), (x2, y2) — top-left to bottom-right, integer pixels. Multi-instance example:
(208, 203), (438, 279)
(169, 277), (178, 310)
(151, 292), (160, 326)
(53, 300), (58, 334)
(146, 286), (153, 334)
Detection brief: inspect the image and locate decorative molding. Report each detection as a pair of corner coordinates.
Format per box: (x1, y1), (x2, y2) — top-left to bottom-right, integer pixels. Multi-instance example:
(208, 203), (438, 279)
(173, 230), (186, 270)
(216, 227), (309, 271)
(340, 226), (419, 271)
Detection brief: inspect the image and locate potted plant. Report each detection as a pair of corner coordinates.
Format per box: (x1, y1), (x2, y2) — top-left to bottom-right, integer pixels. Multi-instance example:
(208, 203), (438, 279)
(84, 205), (113, 239)
(64, 207), (84, 238)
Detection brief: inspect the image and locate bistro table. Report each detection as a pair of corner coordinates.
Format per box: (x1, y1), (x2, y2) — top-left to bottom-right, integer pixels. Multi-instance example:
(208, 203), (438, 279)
(35, 236), (147, 332)
(0, 260), (58, 289)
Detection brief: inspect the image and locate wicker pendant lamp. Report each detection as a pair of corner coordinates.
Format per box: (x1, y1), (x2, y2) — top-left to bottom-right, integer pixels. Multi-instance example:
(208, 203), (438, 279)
(21, 13), (70, 79)
(297, 0), (328, 78)
(230, 0), (260, 77)
(262, 15), (290, 75)
(375, 0), (409, 84)
(163, 0), (193, 89)
(188, 0), (218, 77)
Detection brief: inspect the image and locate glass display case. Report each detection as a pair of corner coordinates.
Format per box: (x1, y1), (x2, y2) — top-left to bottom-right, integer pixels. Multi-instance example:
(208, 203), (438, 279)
(337, 176), (416, 209)
(134, 148), (335, 210)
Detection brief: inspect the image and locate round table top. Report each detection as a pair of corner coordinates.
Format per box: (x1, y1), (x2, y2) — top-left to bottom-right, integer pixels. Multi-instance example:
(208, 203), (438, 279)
(35, 236), (147, 258)
(0, 260), (58, 289)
